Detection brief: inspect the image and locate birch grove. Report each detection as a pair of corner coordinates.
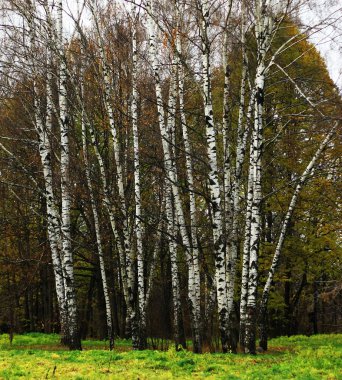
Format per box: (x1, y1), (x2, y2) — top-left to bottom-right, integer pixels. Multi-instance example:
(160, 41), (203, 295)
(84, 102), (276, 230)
(0, 0), (340, 354)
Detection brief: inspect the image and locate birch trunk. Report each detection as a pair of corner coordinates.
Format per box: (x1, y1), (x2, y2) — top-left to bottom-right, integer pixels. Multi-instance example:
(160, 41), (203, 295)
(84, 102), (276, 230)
(239, 155), (253, 348)
(166, 184), (185, 350)
(80, 57), (114, 349)
(168, 62), (188, 351)
(197, 0), (228, 352)
(88, 0), (137, 348)
(175, 2), (202, 353)
(225, 3), (249, 352)
(239, 92), (256, 346)
(244, 1), (273, 354)
(244, 73), (264, 355)
(222, 22), (232, 251)
(35, 89), (68, 343)
(28, 0), (68, 346)
(146, 0), (201, 352)
(131, 14), (147, 349)
(57, 0), (81, 350)
(167, 66), (182, 349)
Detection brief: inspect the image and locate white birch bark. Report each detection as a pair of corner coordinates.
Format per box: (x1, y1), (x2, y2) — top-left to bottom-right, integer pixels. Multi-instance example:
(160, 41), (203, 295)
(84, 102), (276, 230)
(166, 182), (183, 349)
(88, 0), (137, 347)
(244, 72), (264, 355)
(244, 0), (274, 354)
(197, 0), (229, 352)
(222, 1), (235, 264)
(80, 55), (114, 349)
(167, 58), (188, 350)
(175, 20), (201, 353)
(176, 32), (198, 264)
(225, 3), (249, 352)
(131, 13), (147, 349)
(238, 88), (257, 346)
(27, 0), (68, 345)
(145, 221), (162, 309)
(35, 88), (68, 342)
(146, 0), (201, 352)
(57, 0), (81, 350)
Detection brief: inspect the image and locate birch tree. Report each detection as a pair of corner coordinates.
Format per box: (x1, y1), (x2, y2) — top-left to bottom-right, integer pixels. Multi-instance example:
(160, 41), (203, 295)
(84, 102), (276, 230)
(80, 48), (114, 349)
(56, 0), (81, 350)
(87, 0), (140, 347)
(15, 0), (82, 349)
(146, 0), (202, 352)
(196, 0), (229, 352)
(243, 0), (281, 354)
(131, 8), (148, 349)
(22, 0), (70, 348)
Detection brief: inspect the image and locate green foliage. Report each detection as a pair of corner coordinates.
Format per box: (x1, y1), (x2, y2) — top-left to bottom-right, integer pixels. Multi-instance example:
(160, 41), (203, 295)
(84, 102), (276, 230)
(0, 334), (340, 379)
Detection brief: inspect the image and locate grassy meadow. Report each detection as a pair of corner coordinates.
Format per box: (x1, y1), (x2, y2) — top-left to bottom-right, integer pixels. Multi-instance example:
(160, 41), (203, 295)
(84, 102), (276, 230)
(0, 333), (341, 379)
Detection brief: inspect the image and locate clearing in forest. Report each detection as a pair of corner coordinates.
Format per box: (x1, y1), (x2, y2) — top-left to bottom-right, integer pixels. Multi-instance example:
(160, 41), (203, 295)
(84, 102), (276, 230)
(0, 333), (341, 379)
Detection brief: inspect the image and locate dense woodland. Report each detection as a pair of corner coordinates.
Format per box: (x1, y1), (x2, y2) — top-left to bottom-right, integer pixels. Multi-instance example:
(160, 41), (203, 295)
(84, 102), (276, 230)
(0, 0), (341, 355)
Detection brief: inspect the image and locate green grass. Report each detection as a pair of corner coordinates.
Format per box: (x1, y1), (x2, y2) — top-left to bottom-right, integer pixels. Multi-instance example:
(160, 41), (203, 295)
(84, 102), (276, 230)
(0, 333), (341, 379)
(0, 333), (131, 351)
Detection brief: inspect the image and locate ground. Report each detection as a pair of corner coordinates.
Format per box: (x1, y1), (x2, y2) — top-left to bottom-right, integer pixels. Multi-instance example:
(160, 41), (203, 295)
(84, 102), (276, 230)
(0, 333), (341, 379)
